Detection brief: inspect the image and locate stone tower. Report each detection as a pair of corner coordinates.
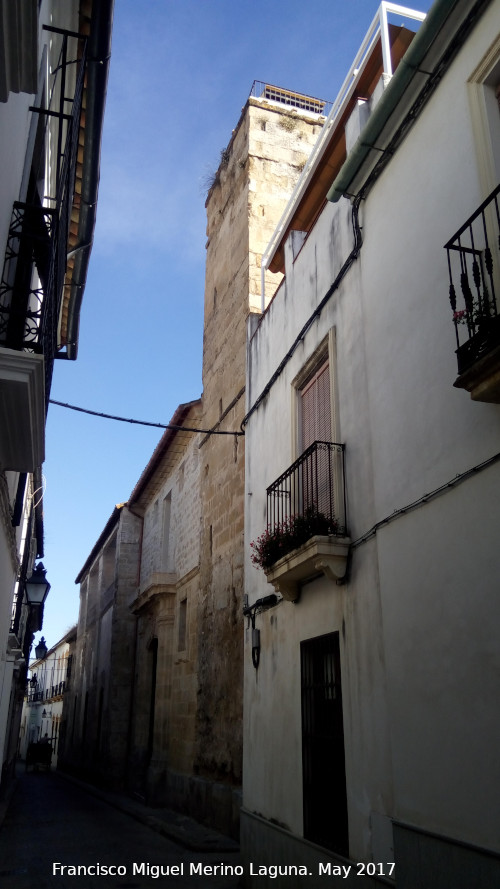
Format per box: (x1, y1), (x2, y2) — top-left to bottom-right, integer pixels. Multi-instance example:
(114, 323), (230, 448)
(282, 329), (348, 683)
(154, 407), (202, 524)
(195, 84), (327, 828)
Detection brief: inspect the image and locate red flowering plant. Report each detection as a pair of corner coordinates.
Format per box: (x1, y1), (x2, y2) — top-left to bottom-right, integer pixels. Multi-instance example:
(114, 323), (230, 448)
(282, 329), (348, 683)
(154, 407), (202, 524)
(250, 506), (339, 571)
(453, 295), (492, 329)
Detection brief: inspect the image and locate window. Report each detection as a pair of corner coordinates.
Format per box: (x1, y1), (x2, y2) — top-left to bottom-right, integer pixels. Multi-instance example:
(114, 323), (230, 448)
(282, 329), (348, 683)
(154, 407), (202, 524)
(299, 357), (331, 452)
(101, 532), (117, 594)
(293, 332), (340, 519)
(178, 598), (187, 652)
(468, 37), (500, 195)
(161, 492), (172, 572)
(301, 632), (348, 854)
(147, 638), (158, 761)
(293, 330), (337, 459)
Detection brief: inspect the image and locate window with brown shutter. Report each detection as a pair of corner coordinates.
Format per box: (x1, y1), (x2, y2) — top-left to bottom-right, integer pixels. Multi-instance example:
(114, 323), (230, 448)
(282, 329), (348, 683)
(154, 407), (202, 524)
(300, 358), (331, 453)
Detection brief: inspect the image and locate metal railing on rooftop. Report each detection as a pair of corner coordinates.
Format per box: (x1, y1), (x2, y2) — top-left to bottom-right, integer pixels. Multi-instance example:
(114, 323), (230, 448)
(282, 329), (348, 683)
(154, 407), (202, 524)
(250, 81), (332, 116)
(260, 3), (427, 301)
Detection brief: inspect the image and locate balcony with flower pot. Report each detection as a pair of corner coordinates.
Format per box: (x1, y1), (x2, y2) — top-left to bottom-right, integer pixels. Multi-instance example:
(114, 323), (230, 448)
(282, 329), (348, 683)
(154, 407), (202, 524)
(251, 441), (350, 602)
(446, 184), (500, 402)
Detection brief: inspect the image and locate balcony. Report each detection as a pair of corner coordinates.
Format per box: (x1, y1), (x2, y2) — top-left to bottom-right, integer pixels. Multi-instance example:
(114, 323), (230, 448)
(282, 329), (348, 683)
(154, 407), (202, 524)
(446, 184), (500, 402)
(254, 442), (350, 602)
(0, 27), (86, 471)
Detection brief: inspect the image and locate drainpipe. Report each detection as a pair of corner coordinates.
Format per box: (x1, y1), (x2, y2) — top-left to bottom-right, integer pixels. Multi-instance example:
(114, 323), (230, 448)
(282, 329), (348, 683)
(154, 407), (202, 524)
(261, 258), (266, 312)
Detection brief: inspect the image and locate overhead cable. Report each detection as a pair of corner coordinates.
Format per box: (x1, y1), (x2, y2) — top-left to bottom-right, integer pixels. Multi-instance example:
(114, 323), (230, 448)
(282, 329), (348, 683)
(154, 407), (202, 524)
(49, 399), (244, 436)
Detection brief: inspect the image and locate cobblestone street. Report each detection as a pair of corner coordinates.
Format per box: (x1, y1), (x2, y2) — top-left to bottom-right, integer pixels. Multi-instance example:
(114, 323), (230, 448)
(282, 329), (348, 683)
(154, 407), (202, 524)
(0, 768), (243, 889)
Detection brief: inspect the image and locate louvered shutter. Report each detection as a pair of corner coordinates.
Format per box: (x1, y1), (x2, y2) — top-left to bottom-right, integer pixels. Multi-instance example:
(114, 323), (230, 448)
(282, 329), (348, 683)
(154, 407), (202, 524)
(300, 359), (331, 452)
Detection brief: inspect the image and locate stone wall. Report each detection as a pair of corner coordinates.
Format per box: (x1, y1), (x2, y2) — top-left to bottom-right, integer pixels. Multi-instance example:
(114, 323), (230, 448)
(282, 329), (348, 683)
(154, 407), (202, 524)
(127, 405), (202, 805)
(59, 506), (142, 790)
(196, 97), (324, 792)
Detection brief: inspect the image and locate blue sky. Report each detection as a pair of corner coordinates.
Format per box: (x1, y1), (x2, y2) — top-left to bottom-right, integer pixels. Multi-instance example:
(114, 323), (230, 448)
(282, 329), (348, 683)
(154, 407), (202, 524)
(38, 0), (432, 650)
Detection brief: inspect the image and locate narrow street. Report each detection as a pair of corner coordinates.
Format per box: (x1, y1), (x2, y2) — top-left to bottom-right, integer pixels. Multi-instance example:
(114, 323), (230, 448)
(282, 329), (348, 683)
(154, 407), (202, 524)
(0, 768), (243, 889)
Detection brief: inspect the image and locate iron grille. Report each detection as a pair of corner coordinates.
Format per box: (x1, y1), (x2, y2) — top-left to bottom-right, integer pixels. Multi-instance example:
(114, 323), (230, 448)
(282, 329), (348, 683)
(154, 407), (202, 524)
(266, 441), (346, 539)
(301, 632), (348, 854)
(445, 183), (500, 375)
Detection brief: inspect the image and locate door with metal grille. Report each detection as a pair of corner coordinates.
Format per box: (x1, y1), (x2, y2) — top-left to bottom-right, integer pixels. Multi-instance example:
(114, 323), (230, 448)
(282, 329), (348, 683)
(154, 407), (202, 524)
(301, 631), (348, 854)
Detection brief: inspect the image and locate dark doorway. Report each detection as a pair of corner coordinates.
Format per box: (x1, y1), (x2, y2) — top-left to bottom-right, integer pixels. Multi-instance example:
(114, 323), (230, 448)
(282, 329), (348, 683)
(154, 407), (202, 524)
(147, 638), (158, 761)
(301, 631), (348, 855)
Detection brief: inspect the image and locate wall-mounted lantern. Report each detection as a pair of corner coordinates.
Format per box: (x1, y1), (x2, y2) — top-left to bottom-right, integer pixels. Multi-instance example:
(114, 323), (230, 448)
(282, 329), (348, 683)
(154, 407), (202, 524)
(243, 594), (278, 669)
(25, 563), (51, 608)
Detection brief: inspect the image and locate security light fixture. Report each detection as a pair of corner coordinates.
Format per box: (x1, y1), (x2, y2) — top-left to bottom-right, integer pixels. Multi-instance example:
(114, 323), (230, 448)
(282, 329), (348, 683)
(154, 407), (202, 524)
(25, 563), (51, 607)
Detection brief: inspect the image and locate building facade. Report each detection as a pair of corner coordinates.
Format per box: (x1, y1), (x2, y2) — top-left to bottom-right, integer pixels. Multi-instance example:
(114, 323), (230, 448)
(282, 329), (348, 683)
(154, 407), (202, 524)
(0, 0), (112, 791)
(242, 1), (500, 886)
(60, 503), (141, 787)
(20, 628), (75, 768)
(126, 401), (202, 810)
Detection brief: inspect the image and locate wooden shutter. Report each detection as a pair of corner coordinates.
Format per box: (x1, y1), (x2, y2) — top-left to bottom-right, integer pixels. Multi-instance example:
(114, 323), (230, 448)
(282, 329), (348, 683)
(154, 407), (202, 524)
(300, 359), (331, 452)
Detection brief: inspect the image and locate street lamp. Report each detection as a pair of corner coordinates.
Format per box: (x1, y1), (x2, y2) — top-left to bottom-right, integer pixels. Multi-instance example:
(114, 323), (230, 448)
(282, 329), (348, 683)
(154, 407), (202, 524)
(25, 563), (51, 608)
(34, 637), (48, 660)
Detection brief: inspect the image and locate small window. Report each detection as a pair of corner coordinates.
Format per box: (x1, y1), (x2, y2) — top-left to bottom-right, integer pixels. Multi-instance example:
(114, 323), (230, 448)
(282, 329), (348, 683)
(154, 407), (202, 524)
(178, 598), (187, 652)
(161, 493), (172, 571)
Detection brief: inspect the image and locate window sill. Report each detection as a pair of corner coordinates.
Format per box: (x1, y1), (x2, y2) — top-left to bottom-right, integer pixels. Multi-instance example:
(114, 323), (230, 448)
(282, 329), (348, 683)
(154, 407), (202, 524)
(264, 535), (350, 602)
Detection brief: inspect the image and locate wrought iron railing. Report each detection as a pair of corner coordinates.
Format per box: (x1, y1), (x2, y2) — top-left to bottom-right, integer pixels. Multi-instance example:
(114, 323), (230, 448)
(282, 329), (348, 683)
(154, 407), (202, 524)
(0, 27), (87, 408)
(26, 680), (65, 704)
(266, 441), (346, 539)
(445, 184), (500, 375)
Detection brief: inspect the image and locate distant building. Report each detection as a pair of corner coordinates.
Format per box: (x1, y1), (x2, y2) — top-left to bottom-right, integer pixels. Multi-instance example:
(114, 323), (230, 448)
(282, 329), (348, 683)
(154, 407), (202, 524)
(126, 401), (202, 808)
(20, 627), (76, 769)
(0, 0), (113, 791)
(60, 503), (141, 787)
(242, 1), (500, 886)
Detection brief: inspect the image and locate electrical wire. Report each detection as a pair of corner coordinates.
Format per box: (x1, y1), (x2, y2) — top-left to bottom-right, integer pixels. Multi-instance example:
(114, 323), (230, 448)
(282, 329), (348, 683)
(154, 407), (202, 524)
(350, 449), (500, 550)
(48, 399), (244, 436)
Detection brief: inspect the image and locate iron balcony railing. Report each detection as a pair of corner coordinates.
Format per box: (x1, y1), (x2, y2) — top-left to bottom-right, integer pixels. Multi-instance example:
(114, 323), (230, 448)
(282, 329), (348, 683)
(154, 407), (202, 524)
(26, 680), (66, 704)
(445, 184), (500, 375)
(0, 27), (87, 408)
(266, 441), (347, 540)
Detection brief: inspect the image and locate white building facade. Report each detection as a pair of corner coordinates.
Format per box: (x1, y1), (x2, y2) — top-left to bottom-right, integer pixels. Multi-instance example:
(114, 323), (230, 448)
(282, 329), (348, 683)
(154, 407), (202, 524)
(242, 2), (500, 886)
(0, 0), (112, 791)
(19, 629), (75, 768)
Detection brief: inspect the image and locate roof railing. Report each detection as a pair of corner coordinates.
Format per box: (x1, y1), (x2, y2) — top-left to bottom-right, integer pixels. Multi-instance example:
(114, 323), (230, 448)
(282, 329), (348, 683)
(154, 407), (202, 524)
(260, 2), (427, 306)
(250, 80), (332, 117)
